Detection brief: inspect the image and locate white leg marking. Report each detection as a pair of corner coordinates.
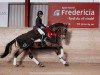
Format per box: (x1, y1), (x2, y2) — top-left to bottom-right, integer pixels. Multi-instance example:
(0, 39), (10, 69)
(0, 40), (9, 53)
(61, 48), (64, 56)
(58, 48), (66, 64)
(58, 48), (64, 58)
(13, 57), (17, 66)
(32, 58), (39, 65)
(59, 58), (66, 64)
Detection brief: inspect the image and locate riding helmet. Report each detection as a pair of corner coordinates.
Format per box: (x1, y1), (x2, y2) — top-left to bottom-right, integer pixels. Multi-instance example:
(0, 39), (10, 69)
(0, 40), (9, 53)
(37, 11), (43, 16)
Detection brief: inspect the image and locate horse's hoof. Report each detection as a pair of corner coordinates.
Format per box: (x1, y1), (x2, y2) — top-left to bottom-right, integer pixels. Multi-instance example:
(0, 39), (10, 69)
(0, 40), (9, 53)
(15, 65), (19, 67)
(0, 53), (3, 58)
(20, 65), (25, 67)
(7, 60), (12, 63)
(64, 63), (69, 67)
(38, 63), (45, 67)
(0, 54), (1, 58)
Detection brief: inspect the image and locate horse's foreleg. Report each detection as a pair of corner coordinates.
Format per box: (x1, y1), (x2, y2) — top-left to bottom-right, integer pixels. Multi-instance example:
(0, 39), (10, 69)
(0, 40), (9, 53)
(56, 46), (69, 66)
(28, 50), (44, 67)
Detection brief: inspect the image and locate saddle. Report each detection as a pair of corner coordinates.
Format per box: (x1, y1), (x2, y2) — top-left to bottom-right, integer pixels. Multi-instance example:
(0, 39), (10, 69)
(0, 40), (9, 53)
(33, 26), (57, 38)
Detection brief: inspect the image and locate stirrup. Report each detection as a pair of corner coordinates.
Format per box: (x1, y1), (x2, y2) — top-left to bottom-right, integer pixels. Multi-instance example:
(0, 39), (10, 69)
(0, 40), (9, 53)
(41, 41), (46, 47)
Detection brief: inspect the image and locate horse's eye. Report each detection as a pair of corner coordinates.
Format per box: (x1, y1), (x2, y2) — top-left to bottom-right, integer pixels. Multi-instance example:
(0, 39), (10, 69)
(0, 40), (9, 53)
(64, 29), (67, 33)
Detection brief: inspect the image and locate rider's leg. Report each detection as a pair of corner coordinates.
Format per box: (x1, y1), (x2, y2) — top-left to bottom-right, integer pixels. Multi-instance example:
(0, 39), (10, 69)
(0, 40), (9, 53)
(37, 28), (45, 35)
(37, 28), (46, 47)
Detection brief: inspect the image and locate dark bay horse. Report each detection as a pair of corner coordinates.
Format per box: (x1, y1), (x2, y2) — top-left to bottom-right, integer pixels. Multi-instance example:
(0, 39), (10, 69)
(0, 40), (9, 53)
(0, 23), (69, 67)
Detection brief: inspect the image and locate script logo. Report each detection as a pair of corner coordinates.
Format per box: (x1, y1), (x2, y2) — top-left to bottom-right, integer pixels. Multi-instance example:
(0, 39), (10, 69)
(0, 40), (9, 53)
(53, 10), (61, 16)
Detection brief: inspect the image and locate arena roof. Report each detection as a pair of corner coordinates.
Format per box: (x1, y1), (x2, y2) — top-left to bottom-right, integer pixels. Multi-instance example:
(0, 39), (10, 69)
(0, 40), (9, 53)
(0, 0), (99, 2)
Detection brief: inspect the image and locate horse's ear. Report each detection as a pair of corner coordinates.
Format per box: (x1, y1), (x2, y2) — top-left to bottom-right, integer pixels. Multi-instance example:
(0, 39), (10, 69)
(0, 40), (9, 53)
(63, 23), (68, 28)
(66, 24), (68, 28)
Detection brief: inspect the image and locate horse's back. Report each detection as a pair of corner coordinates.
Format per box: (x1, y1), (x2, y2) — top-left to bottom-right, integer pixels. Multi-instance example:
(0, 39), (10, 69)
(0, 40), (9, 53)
(16, 29), (40, 49)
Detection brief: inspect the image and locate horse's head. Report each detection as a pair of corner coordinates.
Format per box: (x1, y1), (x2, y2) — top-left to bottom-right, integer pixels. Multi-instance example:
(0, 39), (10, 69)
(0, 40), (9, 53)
(48, 23), (72, 45)
(49, 23), (68, 39)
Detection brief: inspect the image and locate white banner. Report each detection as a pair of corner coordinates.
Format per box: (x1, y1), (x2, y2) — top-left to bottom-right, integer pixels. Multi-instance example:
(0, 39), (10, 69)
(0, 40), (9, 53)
(0, 2), (8, 27)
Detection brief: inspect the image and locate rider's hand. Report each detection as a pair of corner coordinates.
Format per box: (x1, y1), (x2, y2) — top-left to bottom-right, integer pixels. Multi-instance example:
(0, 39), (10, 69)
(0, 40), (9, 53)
(41, 26), (45, 29)
(46, 25), (49, 28)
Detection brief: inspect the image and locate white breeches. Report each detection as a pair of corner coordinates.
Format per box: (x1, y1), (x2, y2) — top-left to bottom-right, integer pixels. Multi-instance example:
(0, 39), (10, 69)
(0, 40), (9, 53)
(37, 28), (45, 35)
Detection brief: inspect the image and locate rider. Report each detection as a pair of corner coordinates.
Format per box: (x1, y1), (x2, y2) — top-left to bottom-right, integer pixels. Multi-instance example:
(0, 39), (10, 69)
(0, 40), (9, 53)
(35, 11), (46, 47)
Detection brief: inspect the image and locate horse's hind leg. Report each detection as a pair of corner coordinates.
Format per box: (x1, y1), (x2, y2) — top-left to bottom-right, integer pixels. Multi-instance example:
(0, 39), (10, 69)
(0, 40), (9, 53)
(8, 42), (19, 65)
(55, 46), (69, 66)
(13, 51), (19, 66)
(16, 51), (27, 67)
(12, 48), (25, 67)
(28, 50), (44, 67)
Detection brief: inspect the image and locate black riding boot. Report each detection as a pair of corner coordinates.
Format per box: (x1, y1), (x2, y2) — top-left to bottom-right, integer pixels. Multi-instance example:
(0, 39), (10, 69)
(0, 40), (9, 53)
(41, 35), (46, 47)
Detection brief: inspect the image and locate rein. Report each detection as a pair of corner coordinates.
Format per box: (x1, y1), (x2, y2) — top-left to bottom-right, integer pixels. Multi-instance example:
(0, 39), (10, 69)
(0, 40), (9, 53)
(48, 24), (67, 37)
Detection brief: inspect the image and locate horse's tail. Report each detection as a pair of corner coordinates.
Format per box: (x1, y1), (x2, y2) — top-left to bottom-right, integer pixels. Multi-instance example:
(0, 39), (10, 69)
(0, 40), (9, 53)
(0, 39), (16, 58)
